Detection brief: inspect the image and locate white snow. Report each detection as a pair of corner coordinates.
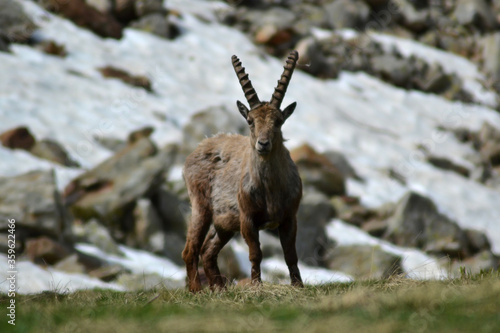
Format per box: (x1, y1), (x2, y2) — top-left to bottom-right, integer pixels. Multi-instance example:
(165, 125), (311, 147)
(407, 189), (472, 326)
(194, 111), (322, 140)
(0, 254), (124, 294)
(1, 0), (500, 292)
(326, 220), (449, 280)
(75, 244), (186, 281)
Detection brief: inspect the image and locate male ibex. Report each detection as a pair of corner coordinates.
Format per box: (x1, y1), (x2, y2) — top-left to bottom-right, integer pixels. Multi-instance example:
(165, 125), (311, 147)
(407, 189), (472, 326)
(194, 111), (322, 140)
(182, 51), (303, 292)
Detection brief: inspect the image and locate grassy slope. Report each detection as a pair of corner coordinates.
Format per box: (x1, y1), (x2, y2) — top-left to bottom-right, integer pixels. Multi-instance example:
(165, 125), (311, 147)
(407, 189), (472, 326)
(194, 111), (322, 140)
(1, 273), (499, 333)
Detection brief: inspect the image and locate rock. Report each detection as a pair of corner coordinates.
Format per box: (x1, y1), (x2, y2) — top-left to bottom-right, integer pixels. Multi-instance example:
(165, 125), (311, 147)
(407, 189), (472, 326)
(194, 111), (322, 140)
(53, 253), (86, 274)
(63, 139), (177, 234)
(98, 66), (152, 91)
(113, 0), (138, 23)
(132, 198), (165, 252)
(384, 192), (469, 258)
(0, 38), (8, 52)
(451, 251), (498, 277)
(259, 231), (283, 258)
(294, 37), (329, 77)
(116, 272), (184, 290)
(362, 219), (388, 238)
(464, 229), (491, 255)
(72, 219), (124, 256)
(41, 0), (123, 39)
(161, 232), (185, 266)
(88, 264), (125, 282)
(0, 170), (68, 239)
(426, 155), (470, 178)
(86, 0), (113, 13)
(371, 53), (412, 88)
(254, 25), (296, 49)
(481, 33), (500, 81)
(323, 150), (363, 181)
(296, 190), (336, 266)
(0, 0), (36, 43)
(150, 185), (188, 237)
(128, 126), (154, 144)
(134, 0), (166, 17)
(130, 13), (174, 39)
(362, 0), (390, 7)
(291, 4), (329, 36)
(478, 122), (500, 166)
(25, 236), (72, 266)
(480, 142), (500, 166)
(324, 245), (403, 279)
(453, 0), (497, 31)
(94, 135), (127, 152)
(415, 63), (453, 94)
(37, 40), (68, 57)
(290, 144), (346, 197)
(325, 0), (370, 30)
(218, 244), (245, 281)
(181, 105), (248, 157)
(393, 0), (430, 33)
(30, 139), (80, 167)
(478, 121), (500, 145)
(0, 126), (36, 150)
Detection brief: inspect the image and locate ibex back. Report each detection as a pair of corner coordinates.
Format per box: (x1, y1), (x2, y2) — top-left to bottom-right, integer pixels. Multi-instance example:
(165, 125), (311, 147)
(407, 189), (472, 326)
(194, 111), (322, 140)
(182, 51), (303, 292)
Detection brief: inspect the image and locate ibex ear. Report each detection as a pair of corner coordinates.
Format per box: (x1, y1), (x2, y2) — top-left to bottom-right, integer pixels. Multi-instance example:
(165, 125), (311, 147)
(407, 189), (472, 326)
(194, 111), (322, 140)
(237, 100), (249, 119)
(282, 102), (296, 121)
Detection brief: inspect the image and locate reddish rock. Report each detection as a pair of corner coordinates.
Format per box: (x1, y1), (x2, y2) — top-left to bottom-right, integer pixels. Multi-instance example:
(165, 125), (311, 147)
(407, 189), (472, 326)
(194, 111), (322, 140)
(25, 236), (72, 266)
(43, 0), (123, 39)
(291, 144), (346, 196)
(0, 126), (36, 150)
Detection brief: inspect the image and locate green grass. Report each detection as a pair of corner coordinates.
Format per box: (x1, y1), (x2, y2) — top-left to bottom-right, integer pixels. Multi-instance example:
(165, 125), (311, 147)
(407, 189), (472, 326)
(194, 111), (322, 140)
(2, 271), (499, 333)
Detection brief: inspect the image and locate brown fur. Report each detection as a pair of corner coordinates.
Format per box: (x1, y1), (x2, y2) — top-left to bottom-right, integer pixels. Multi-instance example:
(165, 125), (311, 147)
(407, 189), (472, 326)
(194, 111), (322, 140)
(182, 52), (303, 292)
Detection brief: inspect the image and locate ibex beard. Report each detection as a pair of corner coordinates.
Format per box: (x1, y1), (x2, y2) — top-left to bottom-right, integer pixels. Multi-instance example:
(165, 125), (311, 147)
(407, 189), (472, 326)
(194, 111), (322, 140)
(182, 51), (304, 292)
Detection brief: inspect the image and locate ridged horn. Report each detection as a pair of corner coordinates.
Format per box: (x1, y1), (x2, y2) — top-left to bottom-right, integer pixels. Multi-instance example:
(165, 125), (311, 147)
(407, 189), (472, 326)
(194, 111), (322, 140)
(270, 50), (299, 109)
(232, 55), (261, 109)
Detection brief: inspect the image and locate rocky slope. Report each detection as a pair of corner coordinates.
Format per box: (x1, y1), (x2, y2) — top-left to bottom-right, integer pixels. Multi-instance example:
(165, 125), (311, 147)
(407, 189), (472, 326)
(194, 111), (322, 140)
(1, 0), (500, 293)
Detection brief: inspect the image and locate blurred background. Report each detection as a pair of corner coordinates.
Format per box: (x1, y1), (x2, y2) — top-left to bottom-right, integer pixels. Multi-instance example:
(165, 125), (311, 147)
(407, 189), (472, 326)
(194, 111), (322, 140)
(1, 0), (500, 293)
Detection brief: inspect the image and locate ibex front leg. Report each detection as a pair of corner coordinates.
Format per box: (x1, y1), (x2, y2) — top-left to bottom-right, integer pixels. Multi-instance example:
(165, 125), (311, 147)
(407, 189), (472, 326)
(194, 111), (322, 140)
(279, 218), (303, 287)
(241, 215), (263, 284)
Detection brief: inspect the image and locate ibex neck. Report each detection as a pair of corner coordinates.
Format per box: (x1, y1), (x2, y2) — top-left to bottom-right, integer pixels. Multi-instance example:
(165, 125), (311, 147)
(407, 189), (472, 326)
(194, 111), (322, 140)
(249, 142), (288, 182)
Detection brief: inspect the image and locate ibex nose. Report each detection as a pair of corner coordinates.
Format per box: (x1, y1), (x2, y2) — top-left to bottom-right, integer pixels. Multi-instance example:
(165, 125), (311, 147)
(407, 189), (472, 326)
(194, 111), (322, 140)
(258, 140), (269, 147)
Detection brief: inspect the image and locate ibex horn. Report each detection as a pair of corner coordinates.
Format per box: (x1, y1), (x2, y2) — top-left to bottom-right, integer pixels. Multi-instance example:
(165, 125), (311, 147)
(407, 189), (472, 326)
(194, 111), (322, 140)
(270, 50), (299, 109)
(232, 55), (261, 109)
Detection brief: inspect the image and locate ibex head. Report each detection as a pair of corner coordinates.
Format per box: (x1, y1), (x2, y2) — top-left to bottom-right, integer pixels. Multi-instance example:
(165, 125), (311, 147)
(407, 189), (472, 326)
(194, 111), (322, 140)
(232, 51), (298, 156)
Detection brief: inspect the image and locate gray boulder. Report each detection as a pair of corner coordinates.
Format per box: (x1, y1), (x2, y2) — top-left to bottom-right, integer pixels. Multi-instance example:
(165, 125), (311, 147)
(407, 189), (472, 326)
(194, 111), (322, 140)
(290, 144), (346, 197)
(371, 53), (412, 88)
(296, 189), (336, 266)
(130, 13), (173, 39)
(394, 0), (430, 33)
(132, 198), (165, 253)
(324, 245), (403, 279)
(0, 0), (36, 44)
(325, 0), (371, 29)
(0, 170), (68, 239)
(72, 219), (123, 256)
(453, 0), (497, 31)
(384, 192), (469, 258)
(30, 139), (80, 167)
(181, 105), (248, 158)
(63, 138), (177, 232)
(481, 33), (500, 81)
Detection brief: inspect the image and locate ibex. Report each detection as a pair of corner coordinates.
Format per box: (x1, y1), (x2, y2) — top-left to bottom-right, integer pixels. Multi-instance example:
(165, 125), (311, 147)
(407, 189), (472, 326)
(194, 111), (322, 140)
(182, 51), (303, 292)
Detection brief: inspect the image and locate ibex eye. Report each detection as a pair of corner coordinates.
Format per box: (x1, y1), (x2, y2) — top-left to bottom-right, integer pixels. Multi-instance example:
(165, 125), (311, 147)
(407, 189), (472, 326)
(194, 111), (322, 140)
(247, 119), (254, 126)
(275, 120), (282, 127)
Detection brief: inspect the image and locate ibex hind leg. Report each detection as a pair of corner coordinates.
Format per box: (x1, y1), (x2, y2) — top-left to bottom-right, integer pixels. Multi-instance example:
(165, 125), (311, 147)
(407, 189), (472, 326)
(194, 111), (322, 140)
(182, 199), (212, 293)
(201, 226), (234, 290)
